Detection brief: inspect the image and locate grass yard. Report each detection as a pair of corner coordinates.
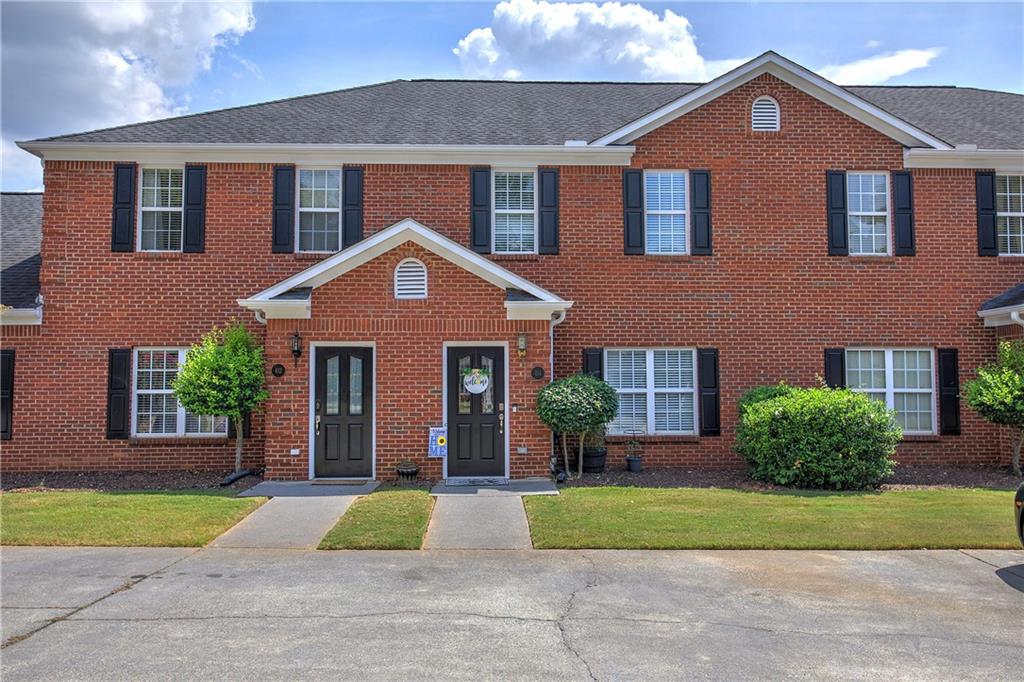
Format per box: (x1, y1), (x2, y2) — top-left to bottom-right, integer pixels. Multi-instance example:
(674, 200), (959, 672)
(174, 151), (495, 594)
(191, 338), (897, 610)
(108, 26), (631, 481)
(319, 490), (434, 550)
(1, 490), (265, 547)
(525, 487), (1020, 550)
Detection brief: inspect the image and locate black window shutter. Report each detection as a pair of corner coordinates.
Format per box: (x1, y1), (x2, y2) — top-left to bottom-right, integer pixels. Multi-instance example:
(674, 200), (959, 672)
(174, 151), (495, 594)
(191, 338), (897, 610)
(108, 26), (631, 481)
(976, 171), (998, 256)
(227, 412), (252, 439)
(582, 348), (603, 379)
(697, 348), (720, 436)
(938, 348), (961, 435)
(183, 165), (207, 253)
(892, 171), (915, 256)
(826, 170), (848, 256)
(623, 169), (644, 254)
(111, 163), (136, 252)
(106, 349), (131, 439)
(537, 167), (559, 254)
(690, 169), (712, 255)
(272, 165), (295, 253)
(0, 349), (14, 440)
(824, 348), (846, 388)
(470, 167), (491, 254)
(342, 166), (364, 249)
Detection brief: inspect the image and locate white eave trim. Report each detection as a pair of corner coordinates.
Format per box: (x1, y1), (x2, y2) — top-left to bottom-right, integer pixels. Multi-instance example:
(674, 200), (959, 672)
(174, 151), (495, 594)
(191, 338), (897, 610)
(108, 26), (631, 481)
(0, 307), (42, 326)
(16, 141), (635, 167)
(505, 300), (575, 320)
(591, 51), (951, 150)
(235, 299), (311, 320)
(905, 148), (1024, 172)
(978, 303), (1024, 327)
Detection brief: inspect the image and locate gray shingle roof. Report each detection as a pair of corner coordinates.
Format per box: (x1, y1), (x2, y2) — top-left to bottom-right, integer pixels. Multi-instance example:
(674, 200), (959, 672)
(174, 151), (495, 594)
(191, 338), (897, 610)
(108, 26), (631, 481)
(30, 80), (1023, 150)
(1, 192), (42, 309)
(981, 283), (1024, 311)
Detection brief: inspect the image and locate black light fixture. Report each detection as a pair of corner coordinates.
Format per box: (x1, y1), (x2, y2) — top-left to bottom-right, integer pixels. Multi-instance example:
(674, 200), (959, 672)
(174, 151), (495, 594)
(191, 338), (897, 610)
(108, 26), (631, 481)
(290, 331), (303, 364)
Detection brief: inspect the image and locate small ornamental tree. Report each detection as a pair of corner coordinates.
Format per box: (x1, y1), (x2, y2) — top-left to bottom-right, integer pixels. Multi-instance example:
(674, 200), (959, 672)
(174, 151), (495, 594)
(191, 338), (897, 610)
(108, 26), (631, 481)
(173, 322), (269, 474)
(965, 340), (1024, 477)
(536, 374), (618, 478)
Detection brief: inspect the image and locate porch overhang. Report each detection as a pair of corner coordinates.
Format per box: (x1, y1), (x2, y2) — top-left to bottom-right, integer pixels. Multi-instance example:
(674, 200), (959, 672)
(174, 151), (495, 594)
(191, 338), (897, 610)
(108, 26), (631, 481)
(978, 283), (1024, 328)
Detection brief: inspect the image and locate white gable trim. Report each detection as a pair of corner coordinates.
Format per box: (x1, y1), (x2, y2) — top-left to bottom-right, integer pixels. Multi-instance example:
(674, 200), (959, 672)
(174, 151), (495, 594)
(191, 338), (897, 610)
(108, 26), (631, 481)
(238, 218), (572, 321)
(591, 52), (951, 150)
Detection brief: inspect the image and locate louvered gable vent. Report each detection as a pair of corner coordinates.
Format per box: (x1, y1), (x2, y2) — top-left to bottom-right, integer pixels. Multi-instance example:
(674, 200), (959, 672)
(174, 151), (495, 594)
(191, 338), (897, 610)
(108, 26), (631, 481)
(394, 258), (427, 299)
(751, 96), (780, 131)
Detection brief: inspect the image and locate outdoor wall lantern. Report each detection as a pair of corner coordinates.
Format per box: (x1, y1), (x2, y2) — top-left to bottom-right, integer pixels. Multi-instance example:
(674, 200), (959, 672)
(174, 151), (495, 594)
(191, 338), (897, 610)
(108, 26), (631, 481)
(517, 333), (528, 357)
(290, 331), (303, 364)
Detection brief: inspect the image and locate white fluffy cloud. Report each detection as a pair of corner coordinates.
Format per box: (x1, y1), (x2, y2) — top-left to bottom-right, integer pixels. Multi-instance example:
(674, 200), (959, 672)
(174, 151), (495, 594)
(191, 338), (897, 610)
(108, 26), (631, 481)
(453, 0), (747, 81)
(818, 48), (943, 85)
(1, 1), (255, 190)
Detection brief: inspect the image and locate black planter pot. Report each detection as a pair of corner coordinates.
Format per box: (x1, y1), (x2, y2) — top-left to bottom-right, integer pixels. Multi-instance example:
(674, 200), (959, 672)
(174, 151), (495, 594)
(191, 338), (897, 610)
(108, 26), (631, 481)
(396, 462), (420, 481)
(582, 447), (607, 474)
(626, 456), (643, 473)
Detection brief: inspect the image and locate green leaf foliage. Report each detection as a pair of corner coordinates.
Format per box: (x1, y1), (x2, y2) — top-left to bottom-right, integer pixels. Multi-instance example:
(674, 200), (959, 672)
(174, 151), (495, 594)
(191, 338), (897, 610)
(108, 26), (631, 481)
(736, 386), (900, 490)
(172, 322), (269, 421)
(964, 340), (1024, 429)
(536, 374), (619, 436)
(737, 382), (796, 418)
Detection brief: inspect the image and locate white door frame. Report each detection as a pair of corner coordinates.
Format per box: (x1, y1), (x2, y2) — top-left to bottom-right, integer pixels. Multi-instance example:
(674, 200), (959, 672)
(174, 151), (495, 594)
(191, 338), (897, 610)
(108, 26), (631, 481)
(441, 341), (510, 481)
(308, 342), (377, 480)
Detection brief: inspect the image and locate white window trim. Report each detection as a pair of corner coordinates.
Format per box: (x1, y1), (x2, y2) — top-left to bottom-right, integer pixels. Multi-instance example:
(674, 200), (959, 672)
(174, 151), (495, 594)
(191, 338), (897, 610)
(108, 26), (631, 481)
(751, 95), (780, 132)
(604, 348), (699, 436)
(846, 347), (937, 436)
(131, 347), (228, 438)
(491, 168), (538, 255)
(995, 173), (1024, 257)
(136, 165), (185, 253)
(394, 257), (428, 299)
(643, 169), (690, 255)
(846, 170), (892, 256)
(295, 166), (343, 254)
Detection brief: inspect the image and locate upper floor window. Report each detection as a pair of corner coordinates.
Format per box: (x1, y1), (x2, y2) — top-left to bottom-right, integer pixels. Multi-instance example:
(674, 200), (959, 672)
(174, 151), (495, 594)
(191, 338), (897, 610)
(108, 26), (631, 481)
(645, 170), (688, 254)
(845, 348), (935, 434)
(139, 168), (184, 251)
(605, 348), (697, 435)
(297, 168), (341, 252)
(394, 258), (427, 299)
(996, 174), (1024, 256)
(133, 348), (227, 437)
(847, 172), (890, 255)
(493, 170), (536, 254)
(751, 96), (780, 131)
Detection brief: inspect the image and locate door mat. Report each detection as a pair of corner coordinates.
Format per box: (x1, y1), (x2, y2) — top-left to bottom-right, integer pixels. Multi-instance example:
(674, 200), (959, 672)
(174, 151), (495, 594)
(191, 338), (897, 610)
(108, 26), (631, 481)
(311, 479), (370, 486)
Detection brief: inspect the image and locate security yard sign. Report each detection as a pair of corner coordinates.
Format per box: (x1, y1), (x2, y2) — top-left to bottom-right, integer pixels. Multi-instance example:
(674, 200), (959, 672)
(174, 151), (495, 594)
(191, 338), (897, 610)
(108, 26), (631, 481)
(428, 427), (447, 458)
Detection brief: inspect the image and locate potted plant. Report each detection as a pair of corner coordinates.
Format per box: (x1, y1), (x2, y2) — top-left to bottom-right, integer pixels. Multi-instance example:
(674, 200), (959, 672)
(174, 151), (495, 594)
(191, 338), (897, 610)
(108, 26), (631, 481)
(396, 460), (420, 481)
(625, 429), (644, 473)
(537, 374), (618, 479)
(582, 429), (608, 474)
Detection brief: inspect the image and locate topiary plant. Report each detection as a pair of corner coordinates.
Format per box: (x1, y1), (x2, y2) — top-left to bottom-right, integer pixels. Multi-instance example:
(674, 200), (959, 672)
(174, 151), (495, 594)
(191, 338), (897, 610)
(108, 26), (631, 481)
(736, 386), (900, 489)
(536, 373), (618, 479)
(965, 340), (1024, 477)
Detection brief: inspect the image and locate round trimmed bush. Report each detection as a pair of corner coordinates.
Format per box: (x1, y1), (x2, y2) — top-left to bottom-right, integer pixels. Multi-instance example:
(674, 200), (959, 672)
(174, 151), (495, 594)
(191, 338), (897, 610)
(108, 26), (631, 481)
(737, 383), (795, 417)
(736, 387), (900, 490)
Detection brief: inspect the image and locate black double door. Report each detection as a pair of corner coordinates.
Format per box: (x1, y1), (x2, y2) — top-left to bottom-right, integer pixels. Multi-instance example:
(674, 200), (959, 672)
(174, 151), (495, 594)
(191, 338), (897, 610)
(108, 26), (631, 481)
(314, 347), (372, 478)
(446, 346), (505, 477)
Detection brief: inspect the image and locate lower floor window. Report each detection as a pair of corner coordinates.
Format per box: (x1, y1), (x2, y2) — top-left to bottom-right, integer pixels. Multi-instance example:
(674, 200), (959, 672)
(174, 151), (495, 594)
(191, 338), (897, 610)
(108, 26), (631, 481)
(605, 348), (697, 435)
(133, 348), (227, 437)
(845, 348), (935, 434)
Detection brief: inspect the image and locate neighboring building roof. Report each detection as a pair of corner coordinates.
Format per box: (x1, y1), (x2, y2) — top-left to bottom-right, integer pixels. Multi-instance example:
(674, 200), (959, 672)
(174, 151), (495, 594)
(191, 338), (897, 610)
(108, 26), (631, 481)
(980, 283), (1024, 311)
(1, 192), (42, 309)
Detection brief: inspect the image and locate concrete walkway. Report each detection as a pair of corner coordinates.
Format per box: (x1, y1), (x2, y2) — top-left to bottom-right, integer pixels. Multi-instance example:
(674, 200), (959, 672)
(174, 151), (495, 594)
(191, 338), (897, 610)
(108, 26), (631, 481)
(423, 483), (552, 550)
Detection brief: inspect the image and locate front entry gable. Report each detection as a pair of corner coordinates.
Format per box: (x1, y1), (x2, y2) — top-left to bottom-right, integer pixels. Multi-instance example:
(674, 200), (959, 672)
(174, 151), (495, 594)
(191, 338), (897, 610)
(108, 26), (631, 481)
(238, 218), (572, 321)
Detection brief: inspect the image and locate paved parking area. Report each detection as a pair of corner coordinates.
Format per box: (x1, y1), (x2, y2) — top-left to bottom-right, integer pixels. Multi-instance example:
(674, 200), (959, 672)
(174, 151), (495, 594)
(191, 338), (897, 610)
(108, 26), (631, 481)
(2, 547), (1022, 680)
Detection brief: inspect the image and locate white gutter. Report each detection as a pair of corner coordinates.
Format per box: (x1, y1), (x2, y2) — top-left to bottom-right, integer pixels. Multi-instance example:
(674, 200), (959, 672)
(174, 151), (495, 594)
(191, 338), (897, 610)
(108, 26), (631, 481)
(904, 148), (1024, 172)
(978, 303), (1024, 328)
(1012, 311), (1024, 329)
(0, 307), (43, 326)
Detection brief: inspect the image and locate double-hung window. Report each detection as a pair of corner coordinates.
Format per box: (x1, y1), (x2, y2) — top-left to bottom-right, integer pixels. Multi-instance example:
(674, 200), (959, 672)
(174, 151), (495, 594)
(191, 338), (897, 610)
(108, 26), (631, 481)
(845, 348), (935, 434)
(133, 348), (227, 437)
(493, 170), (537, 254)
(139, 168), (184, 251)
(996, 174), (1024, 256)
(605, 348), (698, 435)
(847, 172), (890, 255)
(297, 168), (342, 252)
(644, 170), (688, 254)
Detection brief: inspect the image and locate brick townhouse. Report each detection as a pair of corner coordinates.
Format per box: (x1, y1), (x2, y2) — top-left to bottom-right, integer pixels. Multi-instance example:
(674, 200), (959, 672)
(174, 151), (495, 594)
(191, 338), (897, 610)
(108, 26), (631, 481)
(2, 52), (1022, 481)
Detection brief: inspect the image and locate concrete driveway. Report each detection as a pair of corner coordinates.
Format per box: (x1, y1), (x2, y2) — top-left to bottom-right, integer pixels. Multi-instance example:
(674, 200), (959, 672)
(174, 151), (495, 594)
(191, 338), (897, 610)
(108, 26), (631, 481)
(2, 546), (1022, 680)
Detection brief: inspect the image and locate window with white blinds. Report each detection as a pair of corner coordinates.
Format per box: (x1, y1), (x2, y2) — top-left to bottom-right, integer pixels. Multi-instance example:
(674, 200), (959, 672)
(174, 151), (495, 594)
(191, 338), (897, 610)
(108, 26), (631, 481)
(996, 174), (1024, 255)
(493, 170), (537, 253)
(847, 172), (890, 255)
(139, 168), (184, 251)
(133, 348), (227, 437)
(644, 170), (688, 254)
(605, 348), (697, 435)
(394, 258), (427, 299)
(751, 96), (780, 131)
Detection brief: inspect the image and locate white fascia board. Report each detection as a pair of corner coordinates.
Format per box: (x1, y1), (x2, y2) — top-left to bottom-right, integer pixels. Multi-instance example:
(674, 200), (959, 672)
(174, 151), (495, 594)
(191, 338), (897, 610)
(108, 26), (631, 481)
(16, 141), (635, 167)
(905, 148), (1024, 172)
(0, 307), (42, 326)
(236, 298), (311, 320)
(504, 300), (574, 320)
(591, 52), (951, 150)
(978, 303), (1024, 327)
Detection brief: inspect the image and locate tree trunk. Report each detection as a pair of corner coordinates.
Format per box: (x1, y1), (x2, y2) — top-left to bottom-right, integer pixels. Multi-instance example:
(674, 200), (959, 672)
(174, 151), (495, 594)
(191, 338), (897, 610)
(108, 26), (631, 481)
(234, 415), (244, 474)
(1013, 429), (1023, 478)
(577, 432), (585, 479)
(561, 432), (571, 479)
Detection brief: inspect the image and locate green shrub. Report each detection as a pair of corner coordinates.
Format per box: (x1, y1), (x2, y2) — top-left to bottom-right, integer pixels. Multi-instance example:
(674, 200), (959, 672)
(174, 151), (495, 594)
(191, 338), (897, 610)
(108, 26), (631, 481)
(537, 374), (618, 478)
(737, 383), (796, 417)
(736, 387), (900, 489)
(964, 340), (1024, 477)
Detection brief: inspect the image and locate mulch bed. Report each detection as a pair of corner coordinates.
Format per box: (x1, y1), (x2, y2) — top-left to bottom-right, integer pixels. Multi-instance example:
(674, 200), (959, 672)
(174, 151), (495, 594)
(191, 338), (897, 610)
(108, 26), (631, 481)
(1, 470), (264, 493)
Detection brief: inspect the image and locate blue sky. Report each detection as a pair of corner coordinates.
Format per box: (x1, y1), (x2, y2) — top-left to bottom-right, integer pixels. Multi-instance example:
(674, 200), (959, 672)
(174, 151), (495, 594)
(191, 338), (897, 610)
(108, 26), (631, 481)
(3, 1), (1023, 191)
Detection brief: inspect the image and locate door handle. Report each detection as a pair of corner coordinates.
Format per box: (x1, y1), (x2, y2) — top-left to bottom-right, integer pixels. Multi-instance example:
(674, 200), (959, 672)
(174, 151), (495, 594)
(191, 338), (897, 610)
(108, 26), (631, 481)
(315, 415), (321, 436)
(498, 403), (504, 435)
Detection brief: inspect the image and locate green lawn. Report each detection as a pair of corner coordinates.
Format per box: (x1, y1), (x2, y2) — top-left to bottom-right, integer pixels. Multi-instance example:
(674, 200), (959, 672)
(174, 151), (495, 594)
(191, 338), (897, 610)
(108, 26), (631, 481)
(525, 487), (1020, 550)
(319, 490), (434, 550)
(1, 490), (265, 547)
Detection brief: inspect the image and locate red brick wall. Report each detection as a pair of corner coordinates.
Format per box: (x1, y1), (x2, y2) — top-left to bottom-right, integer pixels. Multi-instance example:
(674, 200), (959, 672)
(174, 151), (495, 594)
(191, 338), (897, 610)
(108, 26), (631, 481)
(3, 73), (1021, 475)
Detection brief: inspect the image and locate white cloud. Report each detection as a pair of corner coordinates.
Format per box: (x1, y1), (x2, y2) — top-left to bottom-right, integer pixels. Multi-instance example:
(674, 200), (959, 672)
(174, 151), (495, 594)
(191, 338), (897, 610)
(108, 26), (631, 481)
(818, 48), (943, 85)
(453, 0), (748, 81)
(1, 1), (255, 190)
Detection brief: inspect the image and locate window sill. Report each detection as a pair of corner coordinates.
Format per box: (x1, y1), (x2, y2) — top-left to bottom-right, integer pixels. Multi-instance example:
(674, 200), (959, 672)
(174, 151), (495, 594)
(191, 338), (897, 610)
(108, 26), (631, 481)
(606, 434), (700, 444)
(844, 255), (897, 263)
(292, 252), (332, 261)
(490, 254), (542, 261)
(900, 434), (942, 443)
(129, 436), (229, 446)
(137, 251), (186, 260)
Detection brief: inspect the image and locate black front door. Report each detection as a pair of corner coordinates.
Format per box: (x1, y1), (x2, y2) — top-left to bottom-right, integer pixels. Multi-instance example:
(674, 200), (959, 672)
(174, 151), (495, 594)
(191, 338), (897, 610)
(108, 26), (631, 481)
(447, 346), (505, 478)
(314, 347), (372, 478)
